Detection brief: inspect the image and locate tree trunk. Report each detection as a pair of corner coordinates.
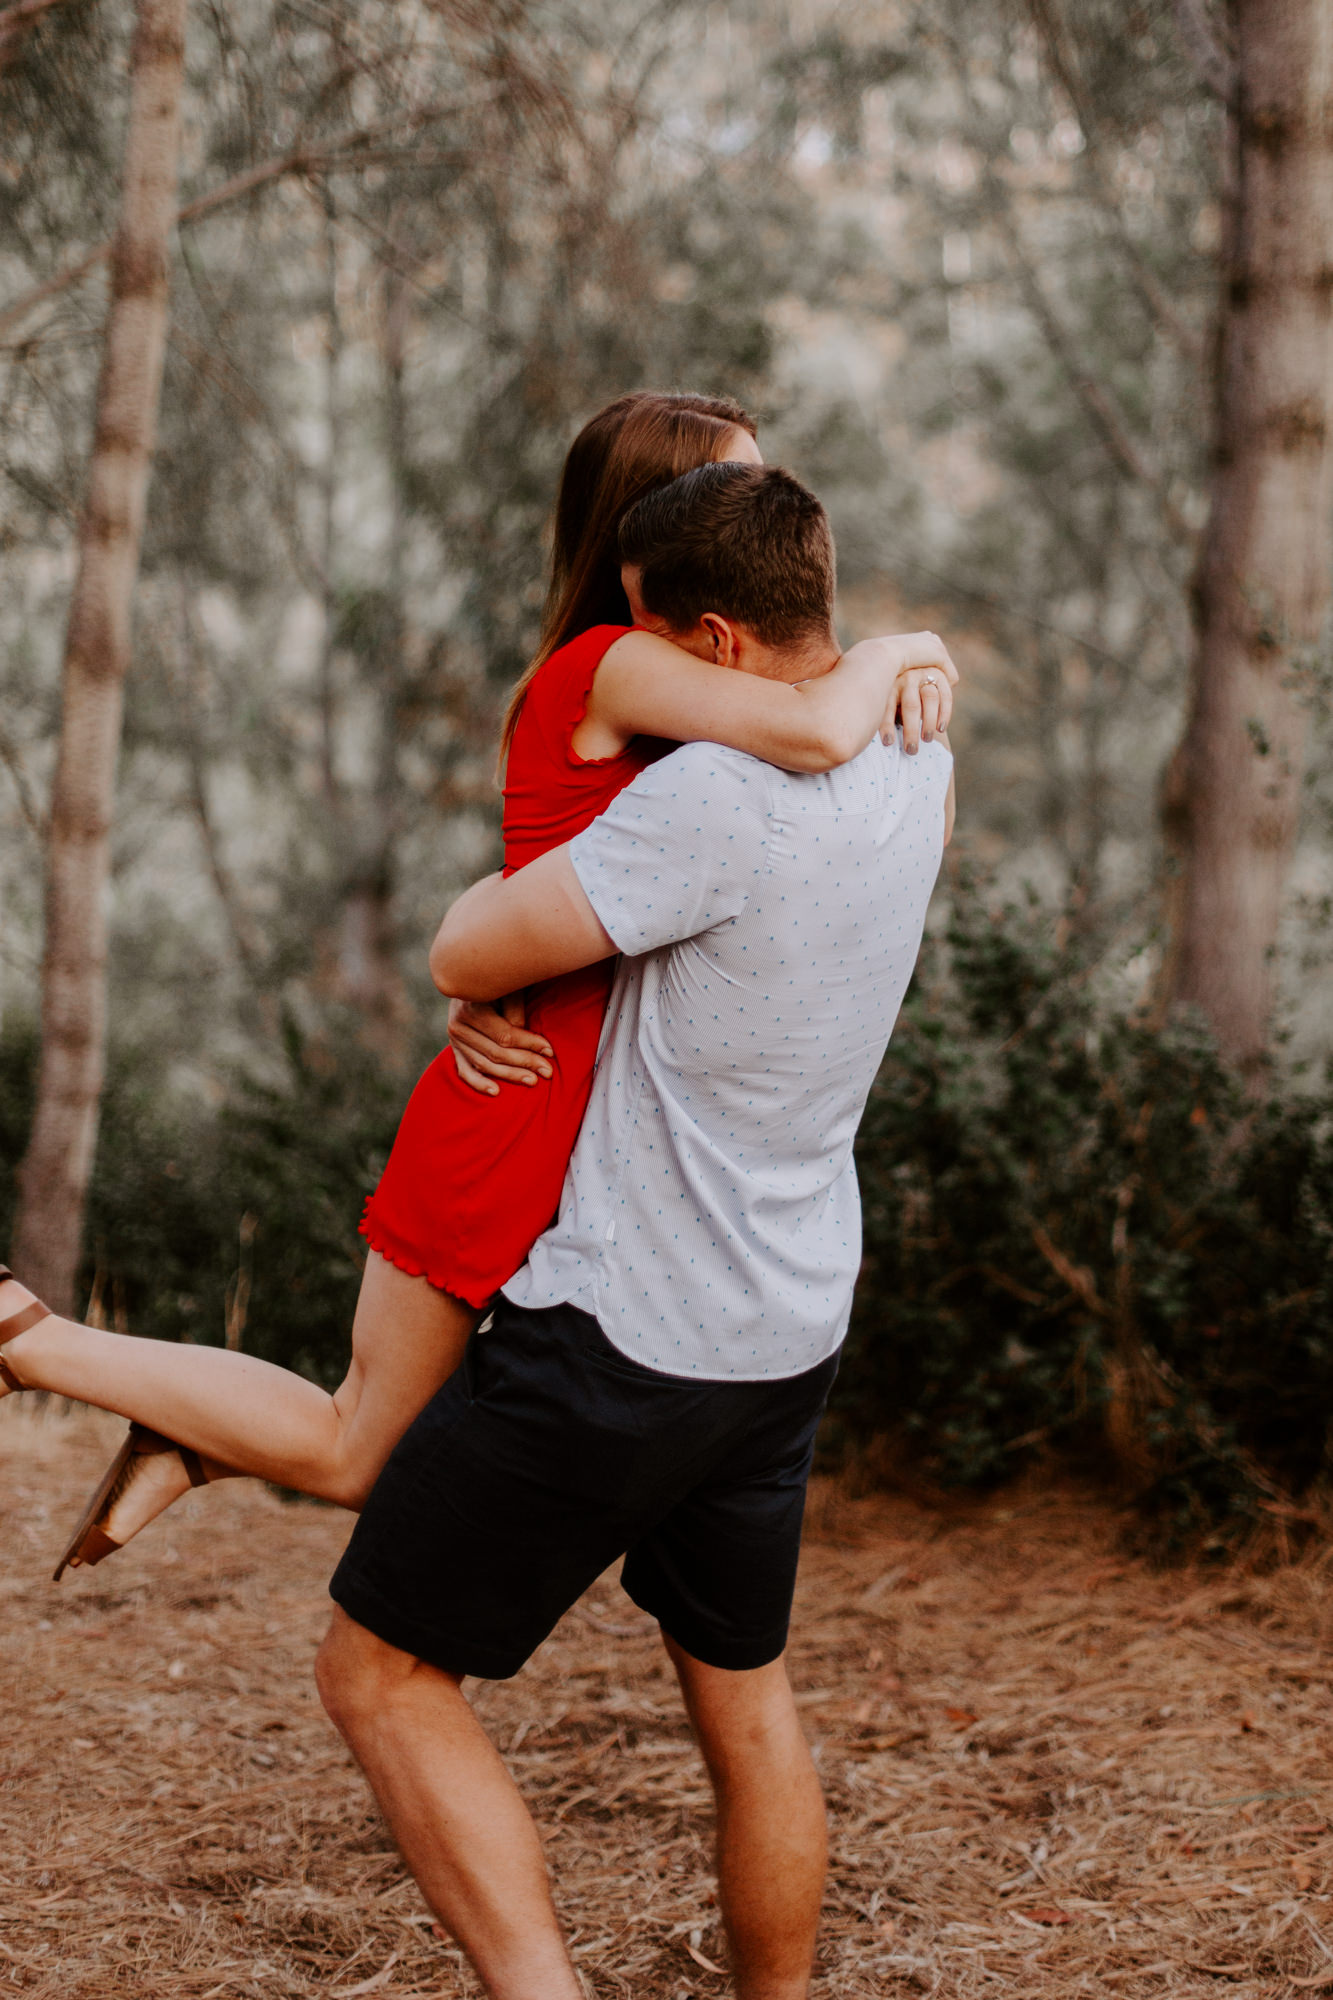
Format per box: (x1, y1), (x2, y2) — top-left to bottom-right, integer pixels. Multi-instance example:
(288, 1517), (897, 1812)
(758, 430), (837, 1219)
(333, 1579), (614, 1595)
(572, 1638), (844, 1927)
(333, 261), (410, 1059)
(10, 0), (188, 1312)
(317, 184), (343, 812)
(1164, 0), (1333, 1070)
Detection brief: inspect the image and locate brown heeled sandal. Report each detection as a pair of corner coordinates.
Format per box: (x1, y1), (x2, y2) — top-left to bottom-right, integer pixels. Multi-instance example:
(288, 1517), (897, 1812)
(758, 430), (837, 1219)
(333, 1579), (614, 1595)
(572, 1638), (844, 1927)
(54, 1423), (209, 1581)
(0, 1265), (210, 1579)
(0, 1263), (51, 1392)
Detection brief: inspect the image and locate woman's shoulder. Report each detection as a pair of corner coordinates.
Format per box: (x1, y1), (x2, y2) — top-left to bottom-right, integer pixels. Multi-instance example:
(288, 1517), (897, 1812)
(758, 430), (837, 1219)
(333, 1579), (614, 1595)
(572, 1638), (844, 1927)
(535, 624), (632, 688)
(521, 624), (633, 726)
(503, 624), (643, 840)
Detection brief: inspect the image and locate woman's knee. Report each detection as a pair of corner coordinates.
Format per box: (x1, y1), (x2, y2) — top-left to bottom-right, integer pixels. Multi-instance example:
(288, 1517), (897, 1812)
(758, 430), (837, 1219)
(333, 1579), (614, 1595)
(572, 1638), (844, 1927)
(285, 1429), (378, 1510)
(318, 1458), (377, 1511)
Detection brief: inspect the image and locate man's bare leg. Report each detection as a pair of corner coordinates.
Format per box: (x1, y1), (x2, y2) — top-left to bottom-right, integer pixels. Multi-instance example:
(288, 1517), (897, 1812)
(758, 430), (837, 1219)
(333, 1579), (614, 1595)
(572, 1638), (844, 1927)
(666, 1633), (827, 2000)
(316, 1608), (582, 2000)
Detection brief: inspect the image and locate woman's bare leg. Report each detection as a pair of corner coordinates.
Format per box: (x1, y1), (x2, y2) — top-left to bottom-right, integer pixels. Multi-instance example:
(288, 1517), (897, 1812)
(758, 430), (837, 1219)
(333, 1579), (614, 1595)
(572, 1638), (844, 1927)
(0, 1255), (475, 1531)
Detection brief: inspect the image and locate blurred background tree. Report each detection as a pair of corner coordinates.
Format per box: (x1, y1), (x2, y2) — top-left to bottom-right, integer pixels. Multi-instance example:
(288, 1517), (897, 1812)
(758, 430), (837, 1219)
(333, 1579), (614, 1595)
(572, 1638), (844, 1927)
(1, 0), (1329, 1531)
(11, 0), (188, 1314)
(1163, 0), (1333, 1073)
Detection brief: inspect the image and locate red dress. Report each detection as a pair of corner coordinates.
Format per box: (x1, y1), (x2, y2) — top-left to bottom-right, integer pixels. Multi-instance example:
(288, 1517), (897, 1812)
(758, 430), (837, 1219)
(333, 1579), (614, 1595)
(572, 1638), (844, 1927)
(360, 625), (665, 1306)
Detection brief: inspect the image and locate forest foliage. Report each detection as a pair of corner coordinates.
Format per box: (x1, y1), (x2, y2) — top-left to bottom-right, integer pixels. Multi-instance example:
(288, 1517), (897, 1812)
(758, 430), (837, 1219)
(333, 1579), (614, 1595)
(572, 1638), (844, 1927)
(2, 0), (1332, 1533)
(3, 0), (1256, 1058)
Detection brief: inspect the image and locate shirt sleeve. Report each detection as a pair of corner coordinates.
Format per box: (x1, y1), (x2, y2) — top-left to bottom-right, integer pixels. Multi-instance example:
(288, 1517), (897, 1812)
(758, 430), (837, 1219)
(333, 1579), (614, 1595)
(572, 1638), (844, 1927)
(570, 743), (773, 957)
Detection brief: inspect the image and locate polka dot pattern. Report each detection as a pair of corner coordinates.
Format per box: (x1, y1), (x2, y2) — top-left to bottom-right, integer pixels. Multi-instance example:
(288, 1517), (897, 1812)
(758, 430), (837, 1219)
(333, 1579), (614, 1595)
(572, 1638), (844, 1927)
(503, 735), (953, 1381)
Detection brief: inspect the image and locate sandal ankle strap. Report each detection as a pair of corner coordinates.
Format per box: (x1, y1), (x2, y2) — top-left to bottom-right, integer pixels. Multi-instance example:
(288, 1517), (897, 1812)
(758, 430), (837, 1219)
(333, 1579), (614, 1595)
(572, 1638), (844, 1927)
(0, 1266), (53, 1344)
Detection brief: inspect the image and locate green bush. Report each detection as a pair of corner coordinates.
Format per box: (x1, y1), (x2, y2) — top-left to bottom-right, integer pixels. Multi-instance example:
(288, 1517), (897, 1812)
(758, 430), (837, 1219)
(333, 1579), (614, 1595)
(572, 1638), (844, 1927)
(206, 1025), (408, 1385)
(0, 1012), (410, 1387)
(838, 891), (1333, 1544)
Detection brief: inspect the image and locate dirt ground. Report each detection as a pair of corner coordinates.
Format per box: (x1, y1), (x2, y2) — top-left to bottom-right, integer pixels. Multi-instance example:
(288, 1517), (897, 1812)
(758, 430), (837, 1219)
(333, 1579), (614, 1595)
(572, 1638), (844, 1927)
(3, 1402), (1333, 1998)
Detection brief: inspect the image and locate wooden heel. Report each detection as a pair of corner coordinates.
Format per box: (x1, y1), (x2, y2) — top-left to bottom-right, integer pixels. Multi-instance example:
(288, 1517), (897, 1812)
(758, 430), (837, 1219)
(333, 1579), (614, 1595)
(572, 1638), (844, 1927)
(53, 1423), (208, 1581)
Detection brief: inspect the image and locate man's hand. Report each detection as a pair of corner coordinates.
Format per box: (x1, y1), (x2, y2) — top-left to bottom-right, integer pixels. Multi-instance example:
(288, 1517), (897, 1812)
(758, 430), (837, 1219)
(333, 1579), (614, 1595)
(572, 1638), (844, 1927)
(448, 995), (555, 1097)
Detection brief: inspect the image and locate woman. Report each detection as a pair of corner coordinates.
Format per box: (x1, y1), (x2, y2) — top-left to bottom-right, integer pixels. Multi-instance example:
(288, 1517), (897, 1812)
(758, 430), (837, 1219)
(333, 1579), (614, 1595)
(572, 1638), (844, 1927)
(0, 390), (956, 1574)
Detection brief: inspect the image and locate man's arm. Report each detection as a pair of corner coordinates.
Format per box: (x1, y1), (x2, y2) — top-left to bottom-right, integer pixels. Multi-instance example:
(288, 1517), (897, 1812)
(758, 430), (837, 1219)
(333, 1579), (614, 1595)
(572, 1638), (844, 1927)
(430, 846), (615, 1002)
(437, 744), (772, 1002)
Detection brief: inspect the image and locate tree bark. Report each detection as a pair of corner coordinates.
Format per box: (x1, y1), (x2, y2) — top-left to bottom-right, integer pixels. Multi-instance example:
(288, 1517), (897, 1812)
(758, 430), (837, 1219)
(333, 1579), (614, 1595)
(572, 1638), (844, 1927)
(333, 262), (410, 1059)
(317, 186), (344, 813)
(10, 0), (187, 1312)
(1164, 0), (1333, 1070)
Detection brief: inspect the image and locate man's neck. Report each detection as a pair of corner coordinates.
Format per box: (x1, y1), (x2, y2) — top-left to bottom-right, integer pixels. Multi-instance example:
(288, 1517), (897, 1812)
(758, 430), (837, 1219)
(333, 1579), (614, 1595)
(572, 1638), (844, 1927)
(744, 635), (839, 685)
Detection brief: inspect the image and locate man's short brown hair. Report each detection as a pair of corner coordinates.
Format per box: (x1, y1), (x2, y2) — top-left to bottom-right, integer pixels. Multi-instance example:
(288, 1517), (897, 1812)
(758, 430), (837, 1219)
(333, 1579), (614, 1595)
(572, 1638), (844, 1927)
(617, 463), (835, 645)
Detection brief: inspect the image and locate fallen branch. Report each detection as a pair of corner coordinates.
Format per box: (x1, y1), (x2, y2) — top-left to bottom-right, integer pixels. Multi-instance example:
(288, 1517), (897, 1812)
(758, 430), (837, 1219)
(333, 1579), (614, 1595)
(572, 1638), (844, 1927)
(1030, 1223), (1109, 1318)
(979, 1264), (1050, 1309)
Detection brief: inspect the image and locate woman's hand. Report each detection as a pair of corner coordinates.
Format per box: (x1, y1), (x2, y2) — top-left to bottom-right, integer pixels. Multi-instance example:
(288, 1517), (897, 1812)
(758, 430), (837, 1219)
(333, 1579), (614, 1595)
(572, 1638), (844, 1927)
(841, 632), (958, 753)
(447, 993), (554, 1097)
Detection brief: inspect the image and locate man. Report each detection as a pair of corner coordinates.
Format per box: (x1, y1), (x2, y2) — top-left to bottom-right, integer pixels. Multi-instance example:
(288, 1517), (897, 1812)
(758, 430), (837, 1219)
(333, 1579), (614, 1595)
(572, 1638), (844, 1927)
(316, 463), (955, 2000)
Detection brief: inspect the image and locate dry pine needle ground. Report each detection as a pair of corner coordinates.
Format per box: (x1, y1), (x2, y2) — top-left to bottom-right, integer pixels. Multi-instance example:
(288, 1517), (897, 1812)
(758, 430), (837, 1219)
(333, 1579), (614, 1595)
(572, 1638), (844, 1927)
(3, 1400), (1333, 1998)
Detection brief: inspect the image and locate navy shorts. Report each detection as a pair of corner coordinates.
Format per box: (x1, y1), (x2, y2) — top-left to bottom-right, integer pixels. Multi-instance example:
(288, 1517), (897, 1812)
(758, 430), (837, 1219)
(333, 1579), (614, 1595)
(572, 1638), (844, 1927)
(330, 1297), (839, 1679)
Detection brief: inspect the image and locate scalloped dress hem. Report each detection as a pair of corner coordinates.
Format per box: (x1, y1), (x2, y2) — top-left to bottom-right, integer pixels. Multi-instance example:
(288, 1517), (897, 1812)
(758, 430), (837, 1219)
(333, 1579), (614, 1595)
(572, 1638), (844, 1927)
(358, 1200), (496, 1312)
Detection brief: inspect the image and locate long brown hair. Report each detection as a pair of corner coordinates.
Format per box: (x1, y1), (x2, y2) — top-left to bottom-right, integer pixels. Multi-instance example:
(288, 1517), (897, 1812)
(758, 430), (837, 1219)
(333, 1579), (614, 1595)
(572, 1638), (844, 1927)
(498, 390), (756, 763)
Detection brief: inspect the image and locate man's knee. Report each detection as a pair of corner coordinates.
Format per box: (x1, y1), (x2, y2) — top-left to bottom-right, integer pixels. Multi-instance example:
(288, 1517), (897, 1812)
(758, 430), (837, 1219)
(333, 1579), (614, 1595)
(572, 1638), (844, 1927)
(666, 1638), (807, 1770)
(316, 1607), (409, 1738)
